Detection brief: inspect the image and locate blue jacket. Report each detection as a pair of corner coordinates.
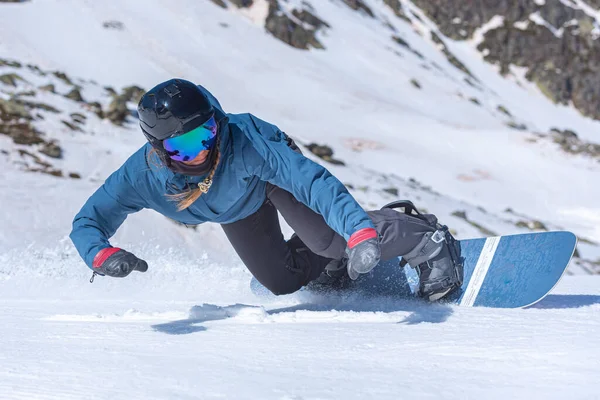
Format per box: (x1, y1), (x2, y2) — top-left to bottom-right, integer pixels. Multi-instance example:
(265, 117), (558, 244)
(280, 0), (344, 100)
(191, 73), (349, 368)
(70, 86), (375, 268)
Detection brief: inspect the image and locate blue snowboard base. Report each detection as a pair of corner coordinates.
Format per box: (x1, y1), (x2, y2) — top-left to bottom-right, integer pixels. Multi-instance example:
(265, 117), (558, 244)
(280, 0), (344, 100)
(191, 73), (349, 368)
(251, 231), (577, 309)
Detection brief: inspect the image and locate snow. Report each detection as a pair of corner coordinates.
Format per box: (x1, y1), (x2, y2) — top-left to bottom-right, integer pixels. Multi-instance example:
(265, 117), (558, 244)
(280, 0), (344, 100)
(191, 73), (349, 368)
(1, 0), (600, 397)
(1, 271), (599, 399)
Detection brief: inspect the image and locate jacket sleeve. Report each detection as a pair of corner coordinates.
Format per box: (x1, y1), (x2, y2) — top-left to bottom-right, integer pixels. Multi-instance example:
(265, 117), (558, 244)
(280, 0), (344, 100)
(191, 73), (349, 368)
(70, 163), (147, 269)
(244, 115), (374, 240)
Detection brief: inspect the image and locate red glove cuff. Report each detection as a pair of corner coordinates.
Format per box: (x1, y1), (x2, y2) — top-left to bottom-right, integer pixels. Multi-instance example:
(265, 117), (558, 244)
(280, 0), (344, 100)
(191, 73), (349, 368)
(348, 228), (378, 249)
(93, 247), (121, 269)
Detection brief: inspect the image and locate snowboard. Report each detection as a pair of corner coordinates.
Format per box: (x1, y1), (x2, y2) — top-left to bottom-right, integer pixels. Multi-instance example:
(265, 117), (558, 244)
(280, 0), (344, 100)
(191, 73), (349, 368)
(251, 231), (578, 309)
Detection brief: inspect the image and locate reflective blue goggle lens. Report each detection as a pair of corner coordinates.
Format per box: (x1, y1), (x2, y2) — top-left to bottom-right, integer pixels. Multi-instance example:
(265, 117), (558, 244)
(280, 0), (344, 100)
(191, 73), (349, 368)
(162, 117), (217, 162)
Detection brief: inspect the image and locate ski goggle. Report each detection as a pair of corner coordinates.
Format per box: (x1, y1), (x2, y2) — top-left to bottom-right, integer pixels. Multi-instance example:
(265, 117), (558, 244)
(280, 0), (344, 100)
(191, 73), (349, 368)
(162, 116), (218, 162)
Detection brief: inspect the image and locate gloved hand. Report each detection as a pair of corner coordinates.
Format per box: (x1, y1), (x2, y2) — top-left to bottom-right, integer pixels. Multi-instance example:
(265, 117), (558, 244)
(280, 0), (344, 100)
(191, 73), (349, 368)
(92, 248), (148, 278)
(346, 228), (381, 280)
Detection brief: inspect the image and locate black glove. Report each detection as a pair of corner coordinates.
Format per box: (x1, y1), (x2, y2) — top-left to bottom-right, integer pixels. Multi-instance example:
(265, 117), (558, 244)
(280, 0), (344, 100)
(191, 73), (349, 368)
(91, 248), (148, 278)
(346, 228), (381, 280)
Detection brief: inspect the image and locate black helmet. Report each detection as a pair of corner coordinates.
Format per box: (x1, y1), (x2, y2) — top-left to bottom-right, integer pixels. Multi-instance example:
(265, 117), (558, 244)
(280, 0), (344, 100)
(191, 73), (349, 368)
(137, 78), (214, 147)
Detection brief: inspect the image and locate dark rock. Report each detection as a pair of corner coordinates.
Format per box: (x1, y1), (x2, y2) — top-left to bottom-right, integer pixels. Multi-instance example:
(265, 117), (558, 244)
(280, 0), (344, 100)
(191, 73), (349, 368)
(70, 113), (87, 124)
(451, 210), (467, 220)
(383, 187), (399, 196)
(342, 0), (374, 18)
(16, 99), (60, 113)
(538, 0), (592, 30)
(583, 0), (600, 9)
(102, 20), (125, 30)
(549, 128), (600, 159)
(65, 88), (84, 102)
(27, 64), (46, 76)
(306, 143), (345, 165)
(411, 0), (538, 40)
(383, 0), (412, 23)
(18, 149), (51, 168)
(39, 141), (63, 159)
(516, 220), (548, 231)
(325, 157), (346, 166)
(469, 97), (481, 106)
(53, 71), (73, 85)
(291, 9), (330, 29)
(410, 10), (424, 22)
(69, 172), (82, 179)
(506, 121), (528, 131)
(61, 120), (82, 132)
(497, 105), (512, 117)
(0, 58), (22, 68)
(106, 96), (129, 125)
(0, 98), (32, 121)
(229, 0), (253, 7)
(431, 31), (476, 79)
(410, 0), (600, 120)
(0, 73), (25, 87)
(392, 35), (425, 59)
(15, 90), (36, 97)
(307, 143), (333, 158)
(102, 85), (145, 125)
(410, 79), (421, 89)
(392, 35), (410, 49)
(121, 85), (145, 104)
(39, 84), (56, 93)
(265, 2), (327, 50)
(209, 0), (228, 8)
(2, 122), (44, 145)
(104, 86), (117, 96)
(85, 101), (104, 119)
(27, 167), (63, 178)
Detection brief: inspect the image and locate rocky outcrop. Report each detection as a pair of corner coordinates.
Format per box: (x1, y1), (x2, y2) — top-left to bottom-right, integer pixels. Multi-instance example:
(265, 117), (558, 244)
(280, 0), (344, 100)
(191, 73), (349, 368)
(0, 58), (22, 68)
(0, 73), (25, 87)
(65, 88), (84, 102)
(209, 0), (227, 8)
(265, 1), (329, 50)
(105, 85), (145, 125)
(0, 96), (63, 164)
(430, 31), (476, 79)
(549, 128), (600, 159)
(583, 0), (600, 9)
(213, 0), (330, 50)
(383, 0), (411, 23)
(411, 0), (538, 40)
(411, 0), (600, 121)
(341, 0), (375, 18)
(305, 143), (345, 166)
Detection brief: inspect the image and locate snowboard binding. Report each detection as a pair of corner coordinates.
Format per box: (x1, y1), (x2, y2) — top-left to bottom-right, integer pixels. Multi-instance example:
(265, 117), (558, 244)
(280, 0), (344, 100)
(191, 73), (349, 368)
(382, 200), (464, 301)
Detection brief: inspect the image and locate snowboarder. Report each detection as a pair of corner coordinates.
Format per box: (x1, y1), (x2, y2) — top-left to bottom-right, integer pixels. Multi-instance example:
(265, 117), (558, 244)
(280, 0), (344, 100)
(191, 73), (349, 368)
(70, 79), (463, 301)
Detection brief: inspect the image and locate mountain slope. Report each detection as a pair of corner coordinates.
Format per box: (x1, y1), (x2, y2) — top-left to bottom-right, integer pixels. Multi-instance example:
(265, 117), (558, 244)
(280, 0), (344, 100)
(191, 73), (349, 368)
(1, 1), (600, 398)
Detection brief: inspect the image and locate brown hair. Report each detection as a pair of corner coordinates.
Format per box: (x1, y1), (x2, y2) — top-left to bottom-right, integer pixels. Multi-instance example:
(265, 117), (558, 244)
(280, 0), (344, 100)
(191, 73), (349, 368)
(147, 135), (221, 211)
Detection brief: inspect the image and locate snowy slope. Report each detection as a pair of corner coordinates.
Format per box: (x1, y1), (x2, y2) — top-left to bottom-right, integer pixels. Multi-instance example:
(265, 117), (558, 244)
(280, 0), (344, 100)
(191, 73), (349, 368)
(1, 0), (600, 398)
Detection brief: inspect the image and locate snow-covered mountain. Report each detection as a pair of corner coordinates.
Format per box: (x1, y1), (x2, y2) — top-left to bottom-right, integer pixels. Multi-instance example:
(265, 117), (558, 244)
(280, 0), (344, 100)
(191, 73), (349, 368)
(1, 1), (599, 399)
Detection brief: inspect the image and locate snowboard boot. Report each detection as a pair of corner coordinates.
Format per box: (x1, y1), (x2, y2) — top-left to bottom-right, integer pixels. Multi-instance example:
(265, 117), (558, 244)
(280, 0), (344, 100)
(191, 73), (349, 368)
(306, 257), (352, 292)
(382, 200), (464, 301)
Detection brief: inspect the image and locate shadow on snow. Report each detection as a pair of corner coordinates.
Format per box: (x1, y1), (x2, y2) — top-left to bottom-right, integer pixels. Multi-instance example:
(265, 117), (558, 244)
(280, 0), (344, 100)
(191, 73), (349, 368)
(151, 297), (454, 335)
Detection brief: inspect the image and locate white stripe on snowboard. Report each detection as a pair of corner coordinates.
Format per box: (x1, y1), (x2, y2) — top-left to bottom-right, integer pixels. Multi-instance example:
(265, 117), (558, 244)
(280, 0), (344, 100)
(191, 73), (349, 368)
(460, 236), (501, 307)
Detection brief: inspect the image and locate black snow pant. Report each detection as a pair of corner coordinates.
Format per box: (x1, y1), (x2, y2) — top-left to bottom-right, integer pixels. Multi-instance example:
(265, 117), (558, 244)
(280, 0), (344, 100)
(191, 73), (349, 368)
(221, 184), (437, 295)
